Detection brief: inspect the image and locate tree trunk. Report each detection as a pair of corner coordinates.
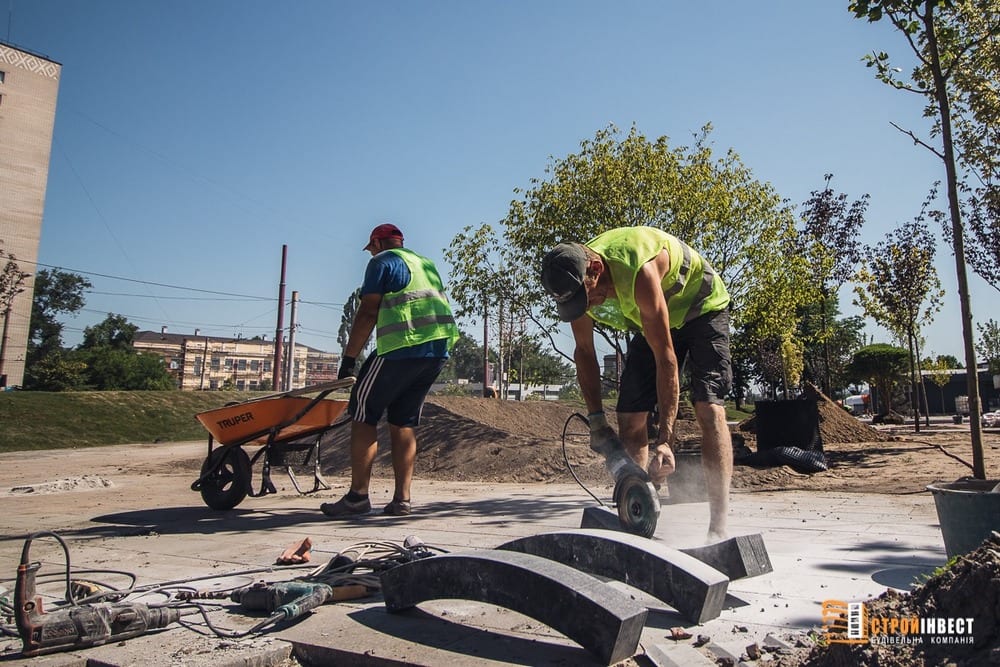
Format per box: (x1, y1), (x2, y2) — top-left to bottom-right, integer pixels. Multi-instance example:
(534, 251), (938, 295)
(923, 0), (985, 477)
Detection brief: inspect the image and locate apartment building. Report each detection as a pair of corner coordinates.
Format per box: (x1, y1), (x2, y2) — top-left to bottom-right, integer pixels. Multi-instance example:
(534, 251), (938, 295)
(132, 331), (338, 391)
(0, 41), (61, 388)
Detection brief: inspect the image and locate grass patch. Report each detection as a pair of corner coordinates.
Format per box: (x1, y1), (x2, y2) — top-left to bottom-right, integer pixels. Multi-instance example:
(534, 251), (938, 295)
(0, 390), (265, 452)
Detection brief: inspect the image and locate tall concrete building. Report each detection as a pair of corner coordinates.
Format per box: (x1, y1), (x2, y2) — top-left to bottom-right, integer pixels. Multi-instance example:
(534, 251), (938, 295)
(0, 42), (61, 387)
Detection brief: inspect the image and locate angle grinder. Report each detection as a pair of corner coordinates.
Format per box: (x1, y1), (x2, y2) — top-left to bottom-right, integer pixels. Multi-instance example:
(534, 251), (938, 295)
(582, 414), (661, 538)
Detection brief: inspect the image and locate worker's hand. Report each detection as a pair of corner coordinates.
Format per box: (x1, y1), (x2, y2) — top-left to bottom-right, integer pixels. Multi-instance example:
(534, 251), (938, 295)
(648, 443), (675, 486)
(588, 412), (624, 456)
(338, 356), (357, 380)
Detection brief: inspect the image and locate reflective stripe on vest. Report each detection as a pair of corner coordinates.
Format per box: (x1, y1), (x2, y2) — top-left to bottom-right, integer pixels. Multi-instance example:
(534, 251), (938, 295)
(375, 248), (459, 355)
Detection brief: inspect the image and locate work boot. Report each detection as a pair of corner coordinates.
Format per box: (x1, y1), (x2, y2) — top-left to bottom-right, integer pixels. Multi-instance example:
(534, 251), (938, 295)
(383, 498), (412, 516)
(321, 494), (371, 517)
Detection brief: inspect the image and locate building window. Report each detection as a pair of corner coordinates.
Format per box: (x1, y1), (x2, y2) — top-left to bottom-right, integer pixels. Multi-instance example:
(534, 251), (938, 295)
(250, 359), (260, 371)
(249, 381), (259, 390)
(210, 379), (219, 390)
(225, 358), (233, 371)
(237, 380), (246, 391)
(212, 355), (221, 370)
(0, 70), (5, 83)
(238, 359), (247, 371)
(264, 360), (271, 372)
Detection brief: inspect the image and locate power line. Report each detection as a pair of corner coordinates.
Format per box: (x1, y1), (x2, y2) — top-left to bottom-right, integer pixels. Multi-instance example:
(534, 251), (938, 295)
(27, 259), (272, 300)
(86, 290), (266, 302)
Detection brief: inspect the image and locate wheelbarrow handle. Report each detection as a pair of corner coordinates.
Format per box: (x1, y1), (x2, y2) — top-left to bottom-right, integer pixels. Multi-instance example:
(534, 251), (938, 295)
(243, 378), (356, 404)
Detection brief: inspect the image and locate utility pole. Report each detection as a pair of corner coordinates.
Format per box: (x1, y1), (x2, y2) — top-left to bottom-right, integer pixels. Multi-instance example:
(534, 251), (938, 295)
(284, 291), (299, 391)
(273, 245), (287, 392)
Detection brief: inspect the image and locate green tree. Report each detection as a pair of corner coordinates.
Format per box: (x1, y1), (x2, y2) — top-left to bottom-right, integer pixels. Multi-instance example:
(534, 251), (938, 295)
(848, 344), (910, 416)
(79, 347), (172, 390)
(796, 174), (869, 394)
(507, 333), (574, 391)
(445, 223), (536, 397)
(0, 245), (30, 383)
(76, 314), (173, 390)
(337, 287), (371, 367)
(976, 318), (1000, 374)
(439, 331), (488, 382)
(337, 287), (361, 351)
(24, 269), (92, 390)
(854, 192), (945, 430)
(797, 298), (867, 397)
(851, 0), (998, 476)
(932, 353), (963, 368)
(923, 354), (955, 412)
(452, 124), (812, 393)
(81, 313), (138, 350)
(24, 351), (87, 392)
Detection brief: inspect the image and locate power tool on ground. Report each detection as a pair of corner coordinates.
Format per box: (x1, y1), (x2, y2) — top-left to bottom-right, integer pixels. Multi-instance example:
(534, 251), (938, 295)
(586, 413), (661, 538)
(14, 533), (183, 657)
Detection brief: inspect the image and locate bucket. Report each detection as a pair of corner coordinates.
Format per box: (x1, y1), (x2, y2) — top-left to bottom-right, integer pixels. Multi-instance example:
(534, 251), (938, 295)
(926, 478), (1000, 558)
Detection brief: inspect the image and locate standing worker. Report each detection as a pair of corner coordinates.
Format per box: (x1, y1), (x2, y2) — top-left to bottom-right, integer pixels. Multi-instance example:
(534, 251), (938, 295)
(322, 223), (458, 518)
(540, 226), (733, 542)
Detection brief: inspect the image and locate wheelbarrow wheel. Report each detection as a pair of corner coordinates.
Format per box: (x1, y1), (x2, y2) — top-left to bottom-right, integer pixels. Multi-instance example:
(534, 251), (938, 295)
(199, 446), (251, 510)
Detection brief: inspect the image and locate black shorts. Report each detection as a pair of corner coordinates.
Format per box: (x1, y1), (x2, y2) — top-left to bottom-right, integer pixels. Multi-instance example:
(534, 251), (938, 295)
(348, 355), (447, 427)
(617, 309), (732, 412)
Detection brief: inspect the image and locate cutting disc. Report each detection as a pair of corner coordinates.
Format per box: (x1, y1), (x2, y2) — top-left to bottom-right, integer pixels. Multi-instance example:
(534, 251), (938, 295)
(613, 475), (661, 538)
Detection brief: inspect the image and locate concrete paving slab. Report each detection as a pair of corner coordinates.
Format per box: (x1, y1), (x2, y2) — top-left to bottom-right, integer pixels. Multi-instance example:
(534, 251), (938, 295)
(0, 444), (950, 666)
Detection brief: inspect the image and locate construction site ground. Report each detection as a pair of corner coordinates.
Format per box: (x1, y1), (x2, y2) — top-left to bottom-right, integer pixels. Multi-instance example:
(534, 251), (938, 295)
(1, 396), (999, 666)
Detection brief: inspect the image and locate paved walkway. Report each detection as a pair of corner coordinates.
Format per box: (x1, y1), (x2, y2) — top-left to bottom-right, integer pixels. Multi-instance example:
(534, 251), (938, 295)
(0, 442), (947, 666)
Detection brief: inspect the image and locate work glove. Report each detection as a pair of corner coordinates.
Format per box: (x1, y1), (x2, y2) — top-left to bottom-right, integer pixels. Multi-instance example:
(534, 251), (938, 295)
(587, 412), (624, 457)
(589, 412), (650, 482)
(337, 356), (357, 380)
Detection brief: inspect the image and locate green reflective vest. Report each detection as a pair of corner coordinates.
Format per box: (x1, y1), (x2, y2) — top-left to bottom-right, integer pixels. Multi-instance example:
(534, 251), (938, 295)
(376, 248), (459, 355)
(585, 227), (730, 331)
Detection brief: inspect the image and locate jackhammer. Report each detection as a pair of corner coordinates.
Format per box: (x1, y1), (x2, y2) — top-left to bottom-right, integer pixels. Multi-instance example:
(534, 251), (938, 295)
(14, 532), (185, 657)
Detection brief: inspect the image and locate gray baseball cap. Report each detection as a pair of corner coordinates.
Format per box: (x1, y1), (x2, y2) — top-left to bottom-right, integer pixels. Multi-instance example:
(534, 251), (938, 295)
(540, 243), (589, 322)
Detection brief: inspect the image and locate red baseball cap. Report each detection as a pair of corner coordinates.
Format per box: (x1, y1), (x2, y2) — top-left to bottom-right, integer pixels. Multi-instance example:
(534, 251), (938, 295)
(364, 223), (404, 251)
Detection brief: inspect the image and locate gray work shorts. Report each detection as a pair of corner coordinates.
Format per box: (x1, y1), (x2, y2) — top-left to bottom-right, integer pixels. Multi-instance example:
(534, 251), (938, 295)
(616, 309), (732, 412)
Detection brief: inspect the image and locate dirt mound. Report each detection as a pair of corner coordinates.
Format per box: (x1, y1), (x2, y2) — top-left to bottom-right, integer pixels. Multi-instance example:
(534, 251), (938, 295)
(738, 384), (889, 445)
(309, 393), (996, 496)
(780, 531), (1000, 666)
(317, 396), (612, 485)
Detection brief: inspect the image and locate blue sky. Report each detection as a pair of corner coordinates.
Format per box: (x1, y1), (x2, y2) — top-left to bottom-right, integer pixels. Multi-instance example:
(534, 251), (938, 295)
(6, 1), (988, 363)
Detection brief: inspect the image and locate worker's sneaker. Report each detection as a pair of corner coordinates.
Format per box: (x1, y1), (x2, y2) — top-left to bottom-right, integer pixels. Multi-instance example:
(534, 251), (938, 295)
(383, 498), (412, 516)
(320, 495), (370, 517)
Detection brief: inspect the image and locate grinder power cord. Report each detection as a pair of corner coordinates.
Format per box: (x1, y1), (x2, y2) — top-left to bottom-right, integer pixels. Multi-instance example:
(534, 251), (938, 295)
(562, 412), (661, 538)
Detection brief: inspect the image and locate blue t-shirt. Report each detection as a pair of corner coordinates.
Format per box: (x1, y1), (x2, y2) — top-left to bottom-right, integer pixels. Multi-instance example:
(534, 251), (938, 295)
(361, 250), (451, 359)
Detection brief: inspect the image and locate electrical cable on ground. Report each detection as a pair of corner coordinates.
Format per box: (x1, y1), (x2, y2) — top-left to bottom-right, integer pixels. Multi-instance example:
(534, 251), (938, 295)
(562, 412), (607, 507)
(2, 530), (449, 643)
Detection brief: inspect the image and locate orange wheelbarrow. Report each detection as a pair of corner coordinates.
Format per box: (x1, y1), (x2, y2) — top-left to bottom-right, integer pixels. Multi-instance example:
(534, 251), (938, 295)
(190, 378), (355, 509)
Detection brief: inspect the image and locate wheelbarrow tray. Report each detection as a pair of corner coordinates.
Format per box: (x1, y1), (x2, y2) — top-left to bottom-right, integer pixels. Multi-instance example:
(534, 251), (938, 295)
(195, 396), (349, 446)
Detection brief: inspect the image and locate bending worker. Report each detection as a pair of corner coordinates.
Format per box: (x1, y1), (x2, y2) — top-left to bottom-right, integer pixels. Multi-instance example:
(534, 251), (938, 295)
(322, 223), (458, 518)
(540, 226), (733, 542)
